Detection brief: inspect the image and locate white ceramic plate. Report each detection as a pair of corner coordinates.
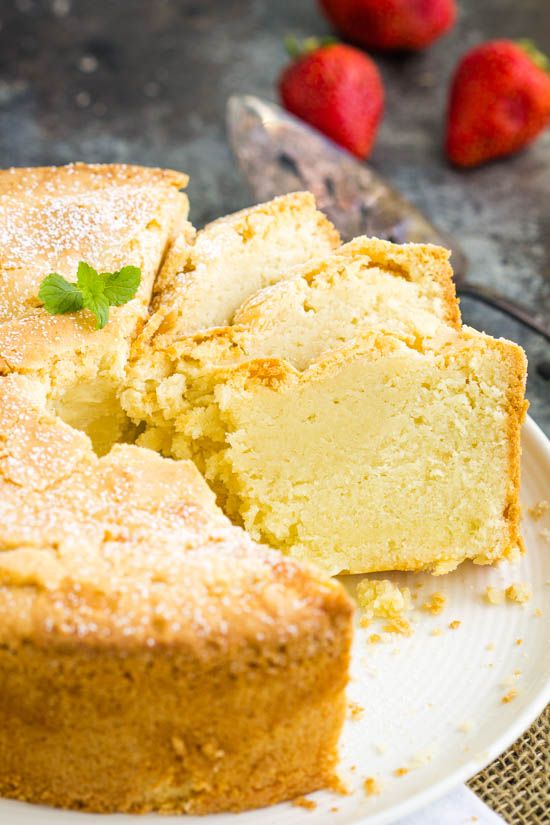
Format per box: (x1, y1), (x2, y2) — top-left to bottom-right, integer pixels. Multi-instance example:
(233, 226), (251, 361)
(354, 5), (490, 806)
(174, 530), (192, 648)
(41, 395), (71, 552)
(2, 415), (549, 825)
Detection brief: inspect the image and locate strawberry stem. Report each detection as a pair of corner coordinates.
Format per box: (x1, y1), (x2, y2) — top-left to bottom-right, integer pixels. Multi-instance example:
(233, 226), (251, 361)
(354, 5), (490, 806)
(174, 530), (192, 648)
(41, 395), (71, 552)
(283, 35), (338, 60)
(517, 39), (550, 73)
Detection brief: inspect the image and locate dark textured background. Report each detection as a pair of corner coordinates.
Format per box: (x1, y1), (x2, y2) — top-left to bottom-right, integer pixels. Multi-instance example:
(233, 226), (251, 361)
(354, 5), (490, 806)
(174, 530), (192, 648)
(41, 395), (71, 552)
(0, 0), (548, 429)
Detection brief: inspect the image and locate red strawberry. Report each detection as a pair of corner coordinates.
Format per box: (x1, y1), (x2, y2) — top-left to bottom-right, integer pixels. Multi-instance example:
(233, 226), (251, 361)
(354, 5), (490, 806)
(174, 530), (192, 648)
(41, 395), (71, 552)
(446, 40), (550, 167)
(318, 0), (456, 51)
(279, 39), (384, 159)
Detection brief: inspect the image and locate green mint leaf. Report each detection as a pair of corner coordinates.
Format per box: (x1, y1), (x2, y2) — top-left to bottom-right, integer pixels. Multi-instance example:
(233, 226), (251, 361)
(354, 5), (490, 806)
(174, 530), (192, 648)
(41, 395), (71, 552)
(75, 261), (109, 328)
(76, 260), (100, 293)
(38, 273), (84, 315)
(37, 261), (140, 329)
(82, 290), (110, 329)
(101, 265), (141, 306)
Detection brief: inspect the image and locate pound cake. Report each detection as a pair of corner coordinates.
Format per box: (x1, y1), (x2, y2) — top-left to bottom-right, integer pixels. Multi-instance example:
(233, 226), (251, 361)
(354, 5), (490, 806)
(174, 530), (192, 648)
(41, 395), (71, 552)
(0, 163), (527, 815)
(124, 229), (526, 576)
(0, 373), (352, 813)
(0, 163), (191, 454)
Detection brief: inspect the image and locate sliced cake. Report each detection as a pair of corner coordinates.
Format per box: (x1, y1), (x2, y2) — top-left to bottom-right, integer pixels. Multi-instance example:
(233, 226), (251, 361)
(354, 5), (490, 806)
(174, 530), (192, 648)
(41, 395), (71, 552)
(123, 232), (525, 575)
(172, 326), (526, 575)
(122, 237), (461, 461)
(145, 191), (341, 344)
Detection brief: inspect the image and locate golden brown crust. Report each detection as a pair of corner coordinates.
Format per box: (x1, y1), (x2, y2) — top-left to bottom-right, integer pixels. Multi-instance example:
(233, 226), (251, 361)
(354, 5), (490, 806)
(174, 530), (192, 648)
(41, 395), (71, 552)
(0, 372), (353, 812)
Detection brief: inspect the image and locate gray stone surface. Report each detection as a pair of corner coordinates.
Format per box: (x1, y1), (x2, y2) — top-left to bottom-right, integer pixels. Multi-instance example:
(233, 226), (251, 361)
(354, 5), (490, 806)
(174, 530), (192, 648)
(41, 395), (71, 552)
(0, 0), (548, 430)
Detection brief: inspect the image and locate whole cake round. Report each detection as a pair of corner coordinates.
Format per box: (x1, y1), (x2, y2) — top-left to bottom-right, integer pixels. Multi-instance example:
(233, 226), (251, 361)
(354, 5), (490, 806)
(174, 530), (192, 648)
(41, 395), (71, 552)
(0, 163), (526, 814)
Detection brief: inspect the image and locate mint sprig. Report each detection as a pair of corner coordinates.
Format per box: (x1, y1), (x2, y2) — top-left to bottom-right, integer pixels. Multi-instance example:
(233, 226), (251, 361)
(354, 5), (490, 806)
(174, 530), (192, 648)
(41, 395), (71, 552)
(38, 262), (141, 329)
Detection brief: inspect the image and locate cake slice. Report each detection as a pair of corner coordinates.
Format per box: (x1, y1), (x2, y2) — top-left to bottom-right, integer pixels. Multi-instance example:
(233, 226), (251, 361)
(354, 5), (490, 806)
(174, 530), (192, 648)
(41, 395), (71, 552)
(0, 374), (352, 813)
(122, 238), (460, 458)
(180, 326), (526, 575)
(0, 163), (191, 453)
(144, 191), (340, 344)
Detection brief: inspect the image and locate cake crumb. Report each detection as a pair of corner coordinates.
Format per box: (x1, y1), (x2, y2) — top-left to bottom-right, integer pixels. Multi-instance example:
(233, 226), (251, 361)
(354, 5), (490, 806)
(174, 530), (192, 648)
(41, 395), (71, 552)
(330, 807), (339, 813)
(363, 777), (381, 796)
(501, 689), (518, 704)
(534, 608), (543, 618)
(348, 701), (365, 720)
(356, 578), (412, 621)
(449, 620), (461, 630)
(328, 775), (350, 795)
(368, 633), (382, 644)
(528, 500), (549, 520)
(394, 767), (409, 777)
(421, 592), (446, 615)
(505, 583), (532, 604)
(382, 617), (413, 636)
(515, 638), (523, 646)
(359, 616), (371, 628)
(430, 627), (443, 637)
(485, 586), (504, 605)
(292, 796), (316, 810)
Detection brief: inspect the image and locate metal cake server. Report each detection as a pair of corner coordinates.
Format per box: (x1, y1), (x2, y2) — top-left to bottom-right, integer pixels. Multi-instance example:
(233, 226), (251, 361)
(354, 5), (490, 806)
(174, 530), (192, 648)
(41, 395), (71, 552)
(227, 95), (549, 342)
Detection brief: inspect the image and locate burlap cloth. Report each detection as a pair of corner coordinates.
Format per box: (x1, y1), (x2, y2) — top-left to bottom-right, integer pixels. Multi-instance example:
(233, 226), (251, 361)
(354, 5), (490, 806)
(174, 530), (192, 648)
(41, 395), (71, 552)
(467, 705), (549, 824)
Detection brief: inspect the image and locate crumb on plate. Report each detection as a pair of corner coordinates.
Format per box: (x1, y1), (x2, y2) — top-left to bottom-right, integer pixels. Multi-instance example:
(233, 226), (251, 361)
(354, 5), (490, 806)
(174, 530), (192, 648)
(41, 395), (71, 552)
(449, 620), (461, 630)
(421, 592), (447, 614)
(382, 617), (413, 636)
(356, 578), (412, 621)
(505, 582), (532, 604)
(485, 586), (504, 605)
(501, 688), (518, 704)
(292, 796), (316, 810)
(348, 701), (365, 721)
(394, 767), (409, 777)
(363, 777), (381, 796)
(368, 633), (382, 644)
(528, 500), (549, 520)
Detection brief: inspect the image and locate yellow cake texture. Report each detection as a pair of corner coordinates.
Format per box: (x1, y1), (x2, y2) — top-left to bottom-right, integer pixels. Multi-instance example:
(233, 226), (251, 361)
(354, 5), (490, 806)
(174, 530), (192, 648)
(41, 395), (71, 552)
(123, 229), (526, 575)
